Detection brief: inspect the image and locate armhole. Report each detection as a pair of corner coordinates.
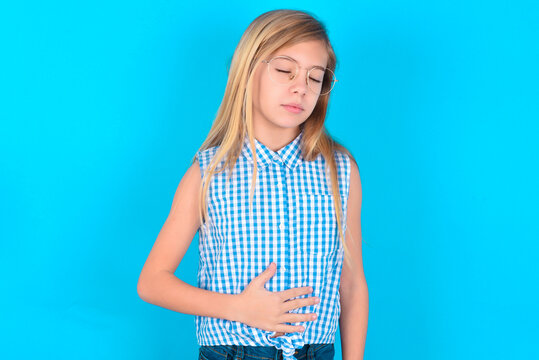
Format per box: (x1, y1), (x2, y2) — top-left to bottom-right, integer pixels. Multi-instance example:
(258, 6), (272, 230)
(346, 153), (352, 204)
(343, 153), (352, 233)
(194, 151), (207, 237)
(194, 151), (205, 181)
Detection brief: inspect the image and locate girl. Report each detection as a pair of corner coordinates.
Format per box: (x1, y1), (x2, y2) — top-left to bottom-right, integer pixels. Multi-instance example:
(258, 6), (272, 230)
(138, 9), (368, 360)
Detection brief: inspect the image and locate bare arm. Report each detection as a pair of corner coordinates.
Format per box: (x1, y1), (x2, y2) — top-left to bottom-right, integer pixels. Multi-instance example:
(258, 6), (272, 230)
(137, 161), (238, 321)
(137, 160), (318, 333)
(339, 160), (369, 360)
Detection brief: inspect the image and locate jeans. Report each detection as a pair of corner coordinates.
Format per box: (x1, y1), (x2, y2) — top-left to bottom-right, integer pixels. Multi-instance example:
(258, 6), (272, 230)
(198, 343), (335, 360)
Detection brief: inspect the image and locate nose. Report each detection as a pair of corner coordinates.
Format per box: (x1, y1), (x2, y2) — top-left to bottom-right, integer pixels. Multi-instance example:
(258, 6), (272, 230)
(290, 69), (308, 95)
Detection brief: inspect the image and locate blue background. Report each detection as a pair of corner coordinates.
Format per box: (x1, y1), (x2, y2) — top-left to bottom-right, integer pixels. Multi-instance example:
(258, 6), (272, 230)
(1, 0), (538, 359)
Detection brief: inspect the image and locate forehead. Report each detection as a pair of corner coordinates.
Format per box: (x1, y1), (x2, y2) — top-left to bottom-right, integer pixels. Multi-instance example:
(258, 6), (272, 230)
(271, 40), (328, 68)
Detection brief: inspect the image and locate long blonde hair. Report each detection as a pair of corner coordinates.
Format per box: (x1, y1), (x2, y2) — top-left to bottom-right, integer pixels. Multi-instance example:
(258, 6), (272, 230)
(191, 9), (360, 270)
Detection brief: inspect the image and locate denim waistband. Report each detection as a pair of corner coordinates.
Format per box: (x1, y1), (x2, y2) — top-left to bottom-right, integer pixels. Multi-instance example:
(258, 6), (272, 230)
(198, 343), (334, 360)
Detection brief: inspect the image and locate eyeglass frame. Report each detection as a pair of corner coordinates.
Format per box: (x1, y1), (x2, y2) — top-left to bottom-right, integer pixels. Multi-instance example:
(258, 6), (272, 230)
(260, 55), (338, 96)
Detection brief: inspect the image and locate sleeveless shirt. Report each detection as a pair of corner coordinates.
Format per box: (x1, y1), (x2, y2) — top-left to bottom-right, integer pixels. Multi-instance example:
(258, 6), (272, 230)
(194, 129), (351, 360)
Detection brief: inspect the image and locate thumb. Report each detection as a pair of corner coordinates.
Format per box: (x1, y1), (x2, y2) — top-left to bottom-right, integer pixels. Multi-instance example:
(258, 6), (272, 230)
(255, 262), (277, 285)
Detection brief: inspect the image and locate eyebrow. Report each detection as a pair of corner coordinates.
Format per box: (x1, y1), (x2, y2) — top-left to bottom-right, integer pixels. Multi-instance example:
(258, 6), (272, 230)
(278, 54), (326, 69)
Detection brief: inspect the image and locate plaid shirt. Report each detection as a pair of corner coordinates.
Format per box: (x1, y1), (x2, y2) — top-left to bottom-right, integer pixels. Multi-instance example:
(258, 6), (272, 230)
(194, 129), (351, 360)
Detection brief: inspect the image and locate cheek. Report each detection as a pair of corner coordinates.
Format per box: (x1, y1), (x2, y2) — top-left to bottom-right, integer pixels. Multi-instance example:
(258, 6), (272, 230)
(258, 77), (279, 107)
(306, 96), (320, 112)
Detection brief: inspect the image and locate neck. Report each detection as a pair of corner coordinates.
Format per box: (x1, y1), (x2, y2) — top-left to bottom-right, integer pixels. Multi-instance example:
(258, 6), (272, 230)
(252, 124), (302, 152)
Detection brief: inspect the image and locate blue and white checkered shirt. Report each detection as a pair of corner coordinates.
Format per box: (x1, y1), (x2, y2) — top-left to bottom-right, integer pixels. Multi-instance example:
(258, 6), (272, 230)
(194, 129), (351, 360)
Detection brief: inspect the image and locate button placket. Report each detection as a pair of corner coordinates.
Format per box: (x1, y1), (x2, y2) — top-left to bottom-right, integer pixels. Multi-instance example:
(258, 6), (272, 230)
(273, 156), (286, 235)
(273, 154), (290, 278)
(281, 165), (290, 279)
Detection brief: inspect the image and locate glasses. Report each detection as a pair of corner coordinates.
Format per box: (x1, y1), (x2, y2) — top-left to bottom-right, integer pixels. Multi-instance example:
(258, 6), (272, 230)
(261, 56), (338, 95)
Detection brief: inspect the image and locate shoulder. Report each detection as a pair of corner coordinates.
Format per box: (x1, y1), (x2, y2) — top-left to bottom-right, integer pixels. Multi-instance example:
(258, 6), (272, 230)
(193, 146), (223, 173)
(183, 158), (202, 187)
(348, 156), (361, 201)
(195, 146), (220, 164)
(332, 148), (360, 198)
(330, 149), (353, 182)
(333, 149), (350, 167)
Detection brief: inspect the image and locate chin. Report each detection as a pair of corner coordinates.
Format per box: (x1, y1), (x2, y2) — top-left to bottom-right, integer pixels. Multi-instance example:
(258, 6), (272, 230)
(274, 117), (306, 127)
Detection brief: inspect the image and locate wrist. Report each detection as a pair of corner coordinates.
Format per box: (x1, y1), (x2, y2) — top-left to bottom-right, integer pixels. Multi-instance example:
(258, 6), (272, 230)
(224, 293), (242, 322)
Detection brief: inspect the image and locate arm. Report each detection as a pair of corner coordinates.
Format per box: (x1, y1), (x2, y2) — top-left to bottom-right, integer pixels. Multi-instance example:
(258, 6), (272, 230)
(137, 161), (237, 321)
(137, 161), (319, 333)
(339, 160), (369, 360)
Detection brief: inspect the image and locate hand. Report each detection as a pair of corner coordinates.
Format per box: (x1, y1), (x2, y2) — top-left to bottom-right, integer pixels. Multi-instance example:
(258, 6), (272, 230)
(234, 262), (320, 336)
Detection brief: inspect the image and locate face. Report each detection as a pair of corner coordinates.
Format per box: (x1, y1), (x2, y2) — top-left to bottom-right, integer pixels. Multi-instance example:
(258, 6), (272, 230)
(251, 39), (329, 135)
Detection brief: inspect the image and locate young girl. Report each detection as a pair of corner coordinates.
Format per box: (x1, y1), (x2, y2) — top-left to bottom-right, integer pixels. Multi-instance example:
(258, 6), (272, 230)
(138, 9), (368, 360)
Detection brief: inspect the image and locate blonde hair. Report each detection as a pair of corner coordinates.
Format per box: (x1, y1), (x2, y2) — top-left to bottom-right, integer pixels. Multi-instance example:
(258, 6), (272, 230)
(191, 9), (360, 270)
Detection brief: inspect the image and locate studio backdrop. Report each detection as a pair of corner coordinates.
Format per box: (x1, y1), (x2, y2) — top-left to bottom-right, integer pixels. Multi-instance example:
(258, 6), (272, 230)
(1, 1), (538, 359)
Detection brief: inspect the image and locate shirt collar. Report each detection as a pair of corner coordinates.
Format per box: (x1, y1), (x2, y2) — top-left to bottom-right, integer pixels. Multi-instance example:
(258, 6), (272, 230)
(241, 130), (304, 172)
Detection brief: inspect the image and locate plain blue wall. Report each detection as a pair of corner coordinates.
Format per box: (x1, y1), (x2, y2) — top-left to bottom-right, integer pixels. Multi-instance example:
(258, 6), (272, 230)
(1, 0), (538, 359)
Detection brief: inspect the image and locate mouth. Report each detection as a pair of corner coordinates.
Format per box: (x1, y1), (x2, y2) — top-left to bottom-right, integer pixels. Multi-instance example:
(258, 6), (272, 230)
(282, 103), (304, 113)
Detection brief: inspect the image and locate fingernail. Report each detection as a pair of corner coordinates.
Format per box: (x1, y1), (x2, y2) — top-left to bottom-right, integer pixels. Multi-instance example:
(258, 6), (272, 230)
(315, 297), (320, 303)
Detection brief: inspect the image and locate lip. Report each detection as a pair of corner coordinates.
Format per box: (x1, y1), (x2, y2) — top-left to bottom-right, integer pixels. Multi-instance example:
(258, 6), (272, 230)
(282, 103), (304, 113)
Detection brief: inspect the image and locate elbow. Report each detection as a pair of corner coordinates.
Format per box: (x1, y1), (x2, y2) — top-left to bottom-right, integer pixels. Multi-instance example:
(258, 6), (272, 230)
(340, 276), (368, 299)
(137, 273), (152, 302)
(137, 269), (168, 303)
(137, 280), (147, 301)
(357, 277), (369, 297)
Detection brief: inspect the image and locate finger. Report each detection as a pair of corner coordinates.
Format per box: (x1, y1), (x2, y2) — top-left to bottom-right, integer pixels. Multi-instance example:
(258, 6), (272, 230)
(269, 331), (286, 338)
(283, 296), (320, 312)
(281, 312), (317, 323)
(254, 262), (277, 286)
(273, 324), (305, 334)
(278, 286), (313, 301)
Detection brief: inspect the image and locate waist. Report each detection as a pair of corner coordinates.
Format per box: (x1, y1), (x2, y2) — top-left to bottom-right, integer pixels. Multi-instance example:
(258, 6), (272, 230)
(196, 316), (340, 347)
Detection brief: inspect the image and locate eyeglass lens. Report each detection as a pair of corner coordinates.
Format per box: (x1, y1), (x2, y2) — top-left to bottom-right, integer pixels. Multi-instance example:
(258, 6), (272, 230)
(267, 57), (336, 95)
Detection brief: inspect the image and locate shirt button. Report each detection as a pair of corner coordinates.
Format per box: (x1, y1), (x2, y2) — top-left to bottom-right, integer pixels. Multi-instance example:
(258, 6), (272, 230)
(279, 223), (285, 230)
(272, 155), (280, 162)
